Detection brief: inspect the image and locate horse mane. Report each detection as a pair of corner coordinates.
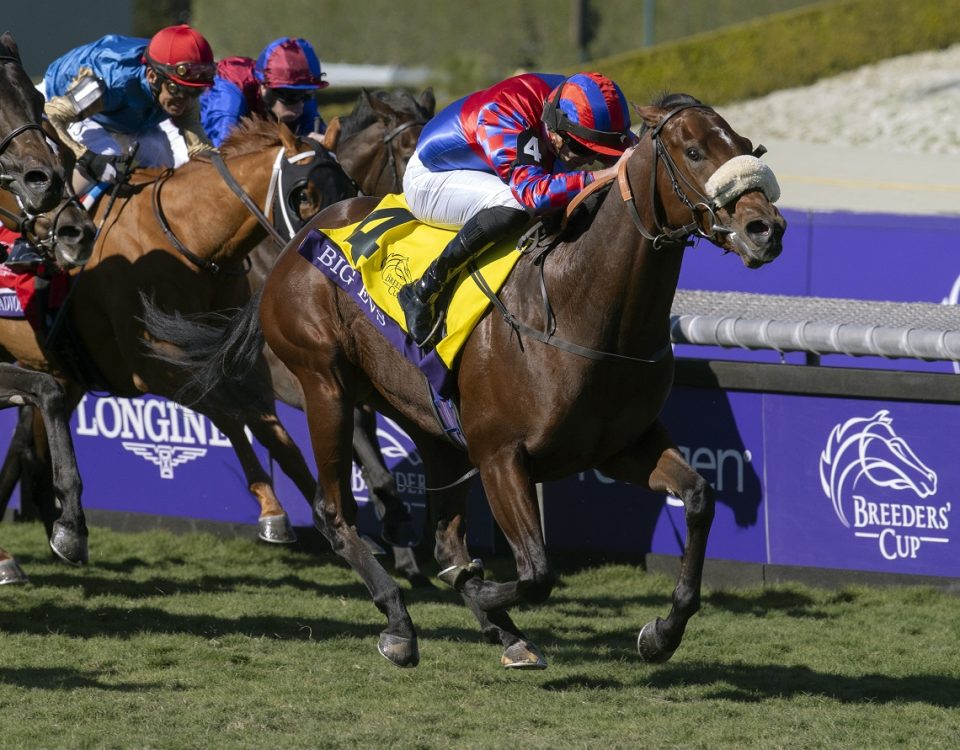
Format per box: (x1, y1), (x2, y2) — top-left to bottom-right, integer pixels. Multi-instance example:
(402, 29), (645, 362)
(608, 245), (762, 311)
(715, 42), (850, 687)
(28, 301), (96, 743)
(217, 115), (285, 157)
(338, 89), (424, 141)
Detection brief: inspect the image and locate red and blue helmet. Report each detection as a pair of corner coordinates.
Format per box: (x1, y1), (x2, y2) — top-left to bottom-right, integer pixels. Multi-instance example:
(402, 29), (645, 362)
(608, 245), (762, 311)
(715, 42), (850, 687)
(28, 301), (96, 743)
(542, 72), (632, 157)
(254, 37), (328, 90)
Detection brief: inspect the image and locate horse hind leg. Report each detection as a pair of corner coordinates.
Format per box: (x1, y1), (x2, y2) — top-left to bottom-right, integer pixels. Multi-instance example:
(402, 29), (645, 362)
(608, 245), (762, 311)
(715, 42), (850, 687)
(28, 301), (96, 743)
(301, 371), (419, 668)
(598, 419), (715, 664)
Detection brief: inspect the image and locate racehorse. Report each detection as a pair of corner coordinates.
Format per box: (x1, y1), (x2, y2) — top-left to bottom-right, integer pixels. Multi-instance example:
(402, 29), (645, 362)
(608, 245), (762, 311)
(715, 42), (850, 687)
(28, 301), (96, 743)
(147, 94), (786, 667)
(0, 33), (66, 214)
(0, 33), (90, 584)
(0, 117), (354, 551)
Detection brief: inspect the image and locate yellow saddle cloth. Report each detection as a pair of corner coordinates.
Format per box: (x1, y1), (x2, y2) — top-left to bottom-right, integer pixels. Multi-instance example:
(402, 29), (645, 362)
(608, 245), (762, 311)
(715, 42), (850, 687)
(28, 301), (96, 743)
(314, 193), (523, 368)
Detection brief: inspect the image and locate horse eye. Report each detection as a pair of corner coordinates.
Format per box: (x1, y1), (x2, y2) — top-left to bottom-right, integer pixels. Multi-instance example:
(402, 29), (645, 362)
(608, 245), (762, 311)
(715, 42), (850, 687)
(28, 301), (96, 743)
(685, 147), (702, 162)
(292, 188), (309, 206)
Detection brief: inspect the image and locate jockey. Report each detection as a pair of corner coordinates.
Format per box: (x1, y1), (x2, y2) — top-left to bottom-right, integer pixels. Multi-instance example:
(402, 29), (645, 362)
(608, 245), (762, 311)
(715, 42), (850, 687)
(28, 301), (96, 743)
(200, 36), (328, 147)
(42, 25), (215, 190)
(398, 71), (637, 347)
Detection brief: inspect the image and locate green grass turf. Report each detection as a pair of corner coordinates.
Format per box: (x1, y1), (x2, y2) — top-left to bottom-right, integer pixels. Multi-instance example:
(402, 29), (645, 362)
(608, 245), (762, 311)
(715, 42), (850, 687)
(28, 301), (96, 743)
(1, 522), (958, 749)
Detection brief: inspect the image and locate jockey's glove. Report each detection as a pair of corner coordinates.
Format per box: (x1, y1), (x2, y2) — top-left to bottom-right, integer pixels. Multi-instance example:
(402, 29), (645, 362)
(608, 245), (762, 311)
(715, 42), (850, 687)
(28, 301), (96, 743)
(78, 151), (122, 183)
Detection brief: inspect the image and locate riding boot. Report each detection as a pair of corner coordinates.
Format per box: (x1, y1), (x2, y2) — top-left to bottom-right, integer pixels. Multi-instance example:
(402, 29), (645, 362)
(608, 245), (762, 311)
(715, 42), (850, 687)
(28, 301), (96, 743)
(398, 206), (528, 346)
(3, 238), (44, 273)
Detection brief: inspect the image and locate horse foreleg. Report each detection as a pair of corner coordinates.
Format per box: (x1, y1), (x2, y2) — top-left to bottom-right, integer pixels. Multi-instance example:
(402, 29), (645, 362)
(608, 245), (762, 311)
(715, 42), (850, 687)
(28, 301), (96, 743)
(207, 413), (297, 544)
(598, 419), (715, 664)
(450, 446), (551, 668)
(0, 369), (88, 566)
(300, 371), (419, 668)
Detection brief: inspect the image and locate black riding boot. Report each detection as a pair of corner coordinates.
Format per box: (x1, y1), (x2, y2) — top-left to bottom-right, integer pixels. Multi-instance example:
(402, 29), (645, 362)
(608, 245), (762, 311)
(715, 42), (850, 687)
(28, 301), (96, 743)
(398, 206), (528, 346)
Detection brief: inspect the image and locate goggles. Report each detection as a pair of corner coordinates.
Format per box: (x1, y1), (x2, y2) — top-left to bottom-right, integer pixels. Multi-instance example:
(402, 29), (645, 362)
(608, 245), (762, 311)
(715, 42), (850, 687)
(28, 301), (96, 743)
(160, 78), (204, 99)
(264, 88), (314, 106)
(562, 136), (594, 159)
(149, 59), (216, 85)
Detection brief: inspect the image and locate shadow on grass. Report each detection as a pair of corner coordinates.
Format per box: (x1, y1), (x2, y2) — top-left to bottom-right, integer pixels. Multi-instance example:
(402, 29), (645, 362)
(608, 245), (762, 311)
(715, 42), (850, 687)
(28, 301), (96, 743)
(0, 666), (168, 692)
(645, 661), (960, 707)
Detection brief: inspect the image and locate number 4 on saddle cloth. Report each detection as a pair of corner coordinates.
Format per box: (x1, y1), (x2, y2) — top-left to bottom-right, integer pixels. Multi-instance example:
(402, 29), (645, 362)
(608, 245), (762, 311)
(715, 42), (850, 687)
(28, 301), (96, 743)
(0, 226), (70, 335)
(296, 193), (523, 447)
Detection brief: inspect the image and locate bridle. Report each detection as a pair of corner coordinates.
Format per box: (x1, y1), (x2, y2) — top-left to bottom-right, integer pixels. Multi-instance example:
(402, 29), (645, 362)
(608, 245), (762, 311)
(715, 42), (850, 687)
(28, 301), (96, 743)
(339, 115), (426, 195)
(0, 194), (85, 264)
(0, 54), (47, 184)
(618, 103), (766, 250)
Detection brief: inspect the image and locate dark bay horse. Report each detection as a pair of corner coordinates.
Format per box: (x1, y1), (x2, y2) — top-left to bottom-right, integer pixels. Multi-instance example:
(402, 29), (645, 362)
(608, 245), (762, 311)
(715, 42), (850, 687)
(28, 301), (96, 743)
(0, 117), (354, 550)
(0, 33), (66, 214)
(148, 94), (785, 667)
(0, 33), (90, 584)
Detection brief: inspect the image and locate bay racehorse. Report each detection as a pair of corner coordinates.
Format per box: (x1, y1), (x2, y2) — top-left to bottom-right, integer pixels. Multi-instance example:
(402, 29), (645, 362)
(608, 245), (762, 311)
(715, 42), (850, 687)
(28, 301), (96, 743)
(0, 33), (90, 584)
(0, 117), (354, 552)
(147, 94), (786, 667)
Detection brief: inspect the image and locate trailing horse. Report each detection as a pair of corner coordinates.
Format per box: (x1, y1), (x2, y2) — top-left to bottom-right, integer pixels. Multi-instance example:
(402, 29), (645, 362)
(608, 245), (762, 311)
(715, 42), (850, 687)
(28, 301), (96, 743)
(0, 117), (353, 551)
(147, 93), (785, 668)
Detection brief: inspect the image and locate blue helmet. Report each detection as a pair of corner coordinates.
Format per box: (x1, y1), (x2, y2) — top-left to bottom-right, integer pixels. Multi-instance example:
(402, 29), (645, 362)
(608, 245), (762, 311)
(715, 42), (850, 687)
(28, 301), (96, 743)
(254, 37), (327, 90)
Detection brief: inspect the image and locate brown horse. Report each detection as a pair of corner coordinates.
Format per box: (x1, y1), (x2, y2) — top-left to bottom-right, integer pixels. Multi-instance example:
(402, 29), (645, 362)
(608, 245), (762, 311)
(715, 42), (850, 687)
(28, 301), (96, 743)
(147, 94), (786, 668)
(0, 117), (355, 550)
(0, 33), (66, 214)
(0, 34), (89, 584)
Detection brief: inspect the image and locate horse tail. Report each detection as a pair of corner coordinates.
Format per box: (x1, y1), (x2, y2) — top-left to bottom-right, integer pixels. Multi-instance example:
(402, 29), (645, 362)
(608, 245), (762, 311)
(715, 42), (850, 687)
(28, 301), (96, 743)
(140, 290), (266, 408)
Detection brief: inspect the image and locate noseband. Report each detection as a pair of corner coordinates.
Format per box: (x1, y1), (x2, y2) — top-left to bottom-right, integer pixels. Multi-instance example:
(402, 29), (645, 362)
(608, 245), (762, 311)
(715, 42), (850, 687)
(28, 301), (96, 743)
(619, 104), (770, 250)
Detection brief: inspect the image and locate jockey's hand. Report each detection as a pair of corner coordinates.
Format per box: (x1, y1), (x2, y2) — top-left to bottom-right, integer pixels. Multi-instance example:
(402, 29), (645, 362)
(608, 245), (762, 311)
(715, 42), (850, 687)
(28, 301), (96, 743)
(78, 150), (122, 183)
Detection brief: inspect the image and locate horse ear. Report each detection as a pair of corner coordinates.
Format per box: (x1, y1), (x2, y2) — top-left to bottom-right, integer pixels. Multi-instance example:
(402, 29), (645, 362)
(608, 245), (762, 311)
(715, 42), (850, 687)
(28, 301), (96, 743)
(632, 103), (666, 130)
(0, 32), (21, 61)
(321, 117), (342, 151)
(278, 119), (298, 154)
(418, 87), (436, 118)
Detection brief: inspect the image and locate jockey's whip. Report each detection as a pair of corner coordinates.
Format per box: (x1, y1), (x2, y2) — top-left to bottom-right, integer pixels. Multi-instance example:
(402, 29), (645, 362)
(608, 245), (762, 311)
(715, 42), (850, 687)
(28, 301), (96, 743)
(95, 140), (139, 239)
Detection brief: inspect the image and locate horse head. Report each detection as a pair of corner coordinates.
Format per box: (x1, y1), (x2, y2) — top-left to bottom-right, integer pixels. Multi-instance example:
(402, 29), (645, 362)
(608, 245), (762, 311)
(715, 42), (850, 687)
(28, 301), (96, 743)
(0, 33), (66, 214)
(819, 410), (937, 527)
(273, 121), (357, 237)
(631, 93), (785, 268)
(327, 88), (434, 197)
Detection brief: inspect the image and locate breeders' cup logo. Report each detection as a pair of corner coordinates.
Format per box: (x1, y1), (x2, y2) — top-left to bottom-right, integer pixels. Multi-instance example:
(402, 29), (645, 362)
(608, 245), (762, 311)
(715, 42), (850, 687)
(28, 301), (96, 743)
(75, 394), (241, 479)
(819, 410), (950, 560)
(380, 253), (412, 297)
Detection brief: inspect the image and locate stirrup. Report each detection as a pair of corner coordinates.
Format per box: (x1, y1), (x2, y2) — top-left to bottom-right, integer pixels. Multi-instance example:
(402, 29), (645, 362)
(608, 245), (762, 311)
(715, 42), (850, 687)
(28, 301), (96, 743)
(412, 311), (445, 349)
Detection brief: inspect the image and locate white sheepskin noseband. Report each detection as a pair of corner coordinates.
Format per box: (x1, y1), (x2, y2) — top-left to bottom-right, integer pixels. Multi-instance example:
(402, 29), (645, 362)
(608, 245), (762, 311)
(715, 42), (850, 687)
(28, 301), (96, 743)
(705, 155), (780, 208)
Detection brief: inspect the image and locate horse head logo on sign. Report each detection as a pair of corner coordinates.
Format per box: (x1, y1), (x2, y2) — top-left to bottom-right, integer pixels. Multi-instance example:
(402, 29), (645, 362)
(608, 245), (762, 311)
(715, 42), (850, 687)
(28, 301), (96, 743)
(819, 410), (950, 561)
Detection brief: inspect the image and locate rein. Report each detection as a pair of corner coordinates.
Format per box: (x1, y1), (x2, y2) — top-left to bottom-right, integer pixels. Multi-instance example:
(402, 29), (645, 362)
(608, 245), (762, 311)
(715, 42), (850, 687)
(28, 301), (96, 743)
(472, 104), (764, 365)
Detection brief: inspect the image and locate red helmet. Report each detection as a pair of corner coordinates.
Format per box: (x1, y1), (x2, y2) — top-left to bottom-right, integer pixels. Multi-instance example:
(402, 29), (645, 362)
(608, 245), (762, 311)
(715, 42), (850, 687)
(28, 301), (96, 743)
(542, 72), (632, 157)
(145, 24), (215, 88)
(254, 37), (327, 90)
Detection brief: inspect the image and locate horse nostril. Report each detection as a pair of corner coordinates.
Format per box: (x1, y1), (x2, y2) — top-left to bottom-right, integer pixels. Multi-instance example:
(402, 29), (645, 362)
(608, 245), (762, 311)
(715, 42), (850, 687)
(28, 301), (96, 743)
(746, 219), (771, 239)
(24, 168), (53, 189)
(58, 225), (84, 243)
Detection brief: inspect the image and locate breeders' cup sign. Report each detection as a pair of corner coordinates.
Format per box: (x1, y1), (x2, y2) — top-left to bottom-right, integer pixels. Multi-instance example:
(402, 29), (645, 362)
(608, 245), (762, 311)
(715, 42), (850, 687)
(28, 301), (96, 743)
(819, 410), (949, 561)
(71, 394), (266, 523)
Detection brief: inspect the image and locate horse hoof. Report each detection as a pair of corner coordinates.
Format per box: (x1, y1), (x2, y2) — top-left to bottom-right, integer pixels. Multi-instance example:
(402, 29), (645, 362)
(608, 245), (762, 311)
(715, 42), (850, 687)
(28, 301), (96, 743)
(258, 513), (297, 544)
(378, 632), (420, 668)
(0, 556), (29, 585)
(501, 639), (547, 669)
(49, 520), (89, 566)
(637, 618), (676, 664)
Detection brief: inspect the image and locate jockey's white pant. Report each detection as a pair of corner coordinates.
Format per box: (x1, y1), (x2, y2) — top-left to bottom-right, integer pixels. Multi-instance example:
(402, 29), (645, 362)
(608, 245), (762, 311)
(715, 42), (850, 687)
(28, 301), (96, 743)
(35, 79), (189, 169)
(64, 117), (189, 168)
(402, 152), (527, 230)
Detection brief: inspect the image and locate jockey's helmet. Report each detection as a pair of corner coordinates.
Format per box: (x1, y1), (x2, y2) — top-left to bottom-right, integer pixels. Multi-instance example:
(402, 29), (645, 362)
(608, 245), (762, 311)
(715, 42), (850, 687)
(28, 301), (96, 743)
(255, 37), (328, 91)
(145, 24), (215, 89)
(542, 72), (632, 157)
